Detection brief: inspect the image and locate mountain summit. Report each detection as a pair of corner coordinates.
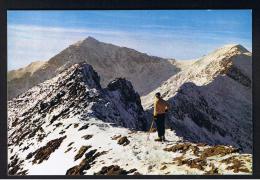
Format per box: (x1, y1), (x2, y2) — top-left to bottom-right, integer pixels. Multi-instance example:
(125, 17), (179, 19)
(83, 36), (100, 43)
(8, 37), (180, 100)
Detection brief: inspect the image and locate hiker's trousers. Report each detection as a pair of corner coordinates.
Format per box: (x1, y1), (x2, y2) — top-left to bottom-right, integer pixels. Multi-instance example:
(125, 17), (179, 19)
(155, 113), (165, 138)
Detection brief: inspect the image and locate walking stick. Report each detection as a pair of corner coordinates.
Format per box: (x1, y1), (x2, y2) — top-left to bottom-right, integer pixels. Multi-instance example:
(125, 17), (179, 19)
(147, 117), (155, 141)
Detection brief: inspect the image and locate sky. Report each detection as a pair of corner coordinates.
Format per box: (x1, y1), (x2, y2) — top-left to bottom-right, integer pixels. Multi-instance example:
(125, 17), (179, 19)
(8, 10), (252, 70)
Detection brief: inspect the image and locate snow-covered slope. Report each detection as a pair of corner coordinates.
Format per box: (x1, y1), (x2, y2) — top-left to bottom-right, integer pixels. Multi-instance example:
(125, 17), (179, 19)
(8, 37), (180, 100)
(8, 63), (252, 175)
(8, 119), (252, 175)
(142, 44), (252, 153)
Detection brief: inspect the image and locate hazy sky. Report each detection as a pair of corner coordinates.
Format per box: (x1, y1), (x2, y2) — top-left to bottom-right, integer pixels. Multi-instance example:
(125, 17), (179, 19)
(8, 10), (252, 70)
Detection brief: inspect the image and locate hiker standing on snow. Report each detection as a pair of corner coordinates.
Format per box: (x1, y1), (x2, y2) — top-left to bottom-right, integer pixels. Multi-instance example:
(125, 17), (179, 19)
(153, 92), (170, 142)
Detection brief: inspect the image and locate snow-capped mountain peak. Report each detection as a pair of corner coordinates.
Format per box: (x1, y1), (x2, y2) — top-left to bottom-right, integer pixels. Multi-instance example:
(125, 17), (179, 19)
(141, 44), (252, 153)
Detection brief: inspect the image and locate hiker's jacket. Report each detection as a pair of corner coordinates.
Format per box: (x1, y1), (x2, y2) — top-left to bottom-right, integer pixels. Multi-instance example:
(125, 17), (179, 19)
(153, 97), (170, 116)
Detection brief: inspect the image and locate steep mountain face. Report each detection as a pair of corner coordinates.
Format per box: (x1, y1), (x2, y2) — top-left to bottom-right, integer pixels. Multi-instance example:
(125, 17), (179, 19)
(8, 37), (180, 100)
(142, 44), (252, 153)
(8, 63), (147, 137)
(8, 62), (252, 176)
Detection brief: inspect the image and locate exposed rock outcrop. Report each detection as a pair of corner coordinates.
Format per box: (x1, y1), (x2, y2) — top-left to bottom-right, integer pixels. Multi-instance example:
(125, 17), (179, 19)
(117, 136), (130, 146)
(94, 165), (137, 175)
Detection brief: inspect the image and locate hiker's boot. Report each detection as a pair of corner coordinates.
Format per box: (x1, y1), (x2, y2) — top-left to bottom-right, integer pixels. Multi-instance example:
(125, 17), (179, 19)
(154, 137), (162, 142)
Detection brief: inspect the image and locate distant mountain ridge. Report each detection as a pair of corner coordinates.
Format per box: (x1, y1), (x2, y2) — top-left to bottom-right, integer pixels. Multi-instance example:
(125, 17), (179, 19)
(8, 37), (180, 100)
(8, 61), (46, 81)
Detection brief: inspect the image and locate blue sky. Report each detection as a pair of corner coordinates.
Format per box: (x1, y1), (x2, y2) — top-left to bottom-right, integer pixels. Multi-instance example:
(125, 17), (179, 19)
(8, 10), (252, 70)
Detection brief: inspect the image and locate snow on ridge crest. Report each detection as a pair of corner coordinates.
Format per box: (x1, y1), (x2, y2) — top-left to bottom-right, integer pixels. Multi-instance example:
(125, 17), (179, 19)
(141, 44), (252, 154)
(8, 62), (147, 133)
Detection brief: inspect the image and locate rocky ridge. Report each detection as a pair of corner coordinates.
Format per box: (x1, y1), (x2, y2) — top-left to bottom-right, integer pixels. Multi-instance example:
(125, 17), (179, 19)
(8, 62), (252, 175)
(142, 44), (252, 153)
